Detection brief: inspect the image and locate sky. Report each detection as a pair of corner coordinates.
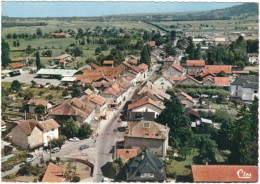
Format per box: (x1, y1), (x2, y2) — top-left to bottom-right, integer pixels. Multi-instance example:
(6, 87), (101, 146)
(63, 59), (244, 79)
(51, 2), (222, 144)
(2, 1), (243, 17)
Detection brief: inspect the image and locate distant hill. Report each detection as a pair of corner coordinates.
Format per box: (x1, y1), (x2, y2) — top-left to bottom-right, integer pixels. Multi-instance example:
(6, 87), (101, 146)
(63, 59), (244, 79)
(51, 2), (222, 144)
(2, 3), (258, 22)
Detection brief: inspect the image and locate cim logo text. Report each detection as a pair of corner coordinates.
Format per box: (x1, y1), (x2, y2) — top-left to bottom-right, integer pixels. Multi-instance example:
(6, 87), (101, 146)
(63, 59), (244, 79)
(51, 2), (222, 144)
(237, 169), (252, 179)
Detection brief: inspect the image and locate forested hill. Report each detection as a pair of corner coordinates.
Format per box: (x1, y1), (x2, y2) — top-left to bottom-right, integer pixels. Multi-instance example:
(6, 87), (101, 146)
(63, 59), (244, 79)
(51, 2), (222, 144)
(2, 3), (258, 22)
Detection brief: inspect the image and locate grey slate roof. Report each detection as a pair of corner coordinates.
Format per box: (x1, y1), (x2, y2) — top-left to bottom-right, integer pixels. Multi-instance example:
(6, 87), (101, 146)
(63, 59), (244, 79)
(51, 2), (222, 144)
(127, 150), (166, 182)
(231, 75), (258, 89)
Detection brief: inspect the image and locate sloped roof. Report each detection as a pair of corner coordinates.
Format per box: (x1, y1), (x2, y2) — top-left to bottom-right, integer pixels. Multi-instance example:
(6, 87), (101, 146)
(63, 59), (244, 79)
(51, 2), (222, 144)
(103, 77), (131, 97)
(48, 98), (96, 119)
(202, 76), (214, 83)
(202, 65), (232, 74)
(232, 70), (250, 74)
(8, 62), (23, 68)
(231, 75), (258, 86)
(103, 60), (114, 65)
(125, 120), (169, 140)
(123, 61), (142, 73)
(188, 108), (200, 118)
(27, 99), (49, 106)
(15, 120), (38, 135)
(186, 60), (205, 67)
(127, 150), (166, 181)
(180, 76), (202, 84)
(164, 56), (175, 62)
(11, 57), (27, 62)
(138, 63), (148, 71)
(84, 94), (106, 106)
(116, 149), (138, 160)
(147, 41), (156, 47)
(214, 77), (231, 86)
(38, 119), (60, 132)
(54, 54), (71, 60)
(172, 63), (185, 73)
(128, 98), (165, 111)
(192, 165), (258, 182)
(42, 162), (66, 182)
(176, 92), (194, 102)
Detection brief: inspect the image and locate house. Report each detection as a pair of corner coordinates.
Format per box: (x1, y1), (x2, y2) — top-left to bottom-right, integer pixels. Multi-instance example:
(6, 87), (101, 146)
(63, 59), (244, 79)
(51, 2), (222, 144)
(101, 77), (132, 109)
(27, 99), (53, 114)
(48, 98), (96, 123)
(186, 60), (206, 75)
(138, 63), (149, 79)
(42, 162), (66, 182)
(103, 60), (114, 67)
(125, 55), (139, 65)
(49, 32), (70, 38)
(191, 165), (258, 182)
(232, 70), (250, 77)
(136, 81), (170, 103)
(230, 75), (258, 101)
(11, 120), (44, 149)
(60, 76), (77, 86)
(6, 62), (23, 70)
(247, 53), (258, 65)
(163, 56), (175, 66)
(162, 63), (186, 77)
(123, 61), (143, 84)
(53, 54), (72, 64)
(125, 121), (170, 156)
(146, 41), (156, 48)
(179, 76), (202, 85)
(81, 89), (107, 117)
(202, 76), (215, 86)
(127, 112), (155, 121)
(115, 149), (138, 160)
(126, 150), (167, 182)
(10, 57), (28, 66)
(176, 92), (195, 108)
(153, 74), (175, 91)
(170, 76), (187, 84)
(188, 108), (200, 122)
(214, 77), (231, 86)
(38, 119), (60, 146)
(128, 98), (165, 118)
(36, 69), (79, 80)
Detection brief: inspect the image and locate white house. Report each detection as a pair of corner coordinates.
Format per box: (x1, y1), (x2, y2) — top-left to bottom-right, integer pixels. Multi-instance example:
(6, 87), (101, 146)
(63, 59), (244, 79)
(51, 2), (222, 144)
(248, 53), (259, 65)
(153, 74), (175, 91)
(162, 63), (186, 77)
(230, 75), (258, 101)
(38, 119), (60, 146)
(128, 98), (165, 119)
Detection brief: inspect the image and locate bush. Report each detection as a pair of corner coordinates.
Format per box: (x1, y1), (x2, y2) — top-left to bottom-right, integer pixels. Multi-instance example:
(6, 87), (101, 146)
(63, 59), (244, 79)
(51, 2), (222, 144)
(17, 163), (40, 176)
(72, 176), (80, 182)
(50, 135), (67, 148)
(3, 173), (16, 179)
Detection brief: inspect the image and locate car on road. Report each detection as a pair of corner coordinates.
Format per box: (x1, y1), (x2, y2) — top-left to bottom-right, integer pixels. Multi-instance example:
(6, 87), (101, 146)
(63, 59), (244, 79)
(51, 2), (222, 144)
(69, 137), (79, 142)
(79, 144), (89, 150)
(26, 157), (36, 163)
(51, 147), (60, 154)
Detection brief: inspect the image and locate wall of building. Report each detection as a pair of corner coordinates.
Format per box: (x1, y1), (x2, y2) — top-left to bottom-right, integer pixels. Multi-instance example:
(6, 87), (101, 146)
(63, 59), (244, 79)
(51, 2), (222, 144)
(84, 109), (96, 124)
(242, 88), (258, 101)
(28, 126), (43, 149)
(42, 128), (59, 146)
(124, 137), (166, 155)
(131, 104), (162, 118)
(154, 77), (173, 92)
(11, 126), (29, 149)
(180, 78), (200, 85)
(163, 67), (183, 77)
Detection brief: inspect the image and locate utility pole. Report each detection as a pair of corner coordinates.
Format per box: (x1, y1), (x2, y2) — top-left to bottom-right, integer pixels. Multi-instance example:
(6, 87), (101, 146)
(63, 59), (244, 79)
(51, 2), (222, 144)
(48, 136), (52, 160)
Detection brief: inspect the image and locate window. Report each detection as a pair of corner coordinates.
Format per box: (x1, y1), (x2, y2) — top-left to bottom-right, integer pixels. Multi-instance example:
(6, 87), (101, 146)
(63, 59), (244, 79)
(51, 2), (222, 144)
(143, 122), (150, 128)
(236, 86), (238, 90)
(254, 90), (258, 93)
(140, 173), (154, 178)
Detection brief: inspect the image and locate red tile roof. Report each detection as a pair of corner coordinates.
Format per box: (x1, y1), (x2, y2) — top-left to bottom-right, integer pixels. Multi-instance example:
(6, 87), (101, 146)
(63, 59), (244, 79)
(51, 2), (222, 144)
(42, 162), (66, 182)
(11, 57), (27, 62)
(103, 60), (114, 65)
(172, 63), (185, 73)
(38, 119), (60, 132)
(147, 41), (156, 47)
(8, 62), (23, 68)
(188, 108), (200, 118)
(116, 149), (138, 160)
(123, 61), (142, 73)
(16, 120), (38, 135)
(192, 165), (258, 182)
(214, 77), (231, 86)
(232, 70), (250, 74)
(177, 92), (194, 102)
(186, 60), (205, 67)
(203, 65), (232, 74)
(202, 76), (214, 83)
(27, 99), (49, 106)
(128, 98), (165, 110)
(164, 56), (175, 62)
(138, 63), (148, 71)
(59, 59), (65, 63)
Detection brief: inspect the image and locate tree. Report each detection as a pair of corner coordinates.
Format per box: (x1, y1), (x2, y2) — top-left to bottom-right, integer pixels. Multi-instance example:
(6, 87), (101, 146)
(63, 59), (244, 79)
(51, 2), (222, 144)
(140, 45), (151, 65)
(35, 51), (41, 70)
(34, 105), (45, 115)
(156, 93), (191, 149)
(72, 46), (83, 57)
(62, 119), (79, 139)
(217, 120), (234, 150)
(50, 135), (67, 148)
(78, 123), (92, 139)
(62, 89), (69, 96)
(228, 98), (258, 165)
(9, 80), (21, 92)
(194, 44), (202, 59)
(36, 28), (43, 36)
(16, 40), (20, 47)
(13, 40), (17, 47)
(1, 39), (11, 67)
(198, 135), (217, 164)
(165, 43), (176, 56)
(186, 38), (195, 60)
(112, 157), (126, 179)
(85, 57), (95, 64)
(71, 88), (81, 97)
(25, 45), (33, 54)
(95, 47), (102, 55)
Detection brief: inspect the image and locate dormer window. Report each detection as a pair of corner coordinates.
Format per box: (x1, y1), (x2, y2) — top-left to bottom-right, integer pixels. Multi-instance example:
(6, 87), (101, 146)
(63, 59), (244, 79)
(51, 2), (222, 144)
(143, 122), (150, 128)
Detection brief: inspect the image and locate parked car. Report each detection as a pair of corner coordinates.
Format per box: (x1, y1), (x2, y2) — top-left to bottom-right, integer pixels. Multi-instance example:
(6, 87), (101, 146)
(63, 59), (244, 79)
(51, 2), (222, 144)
(51, 147), (60, 154)
(69, 137), (79, 142)
(79, 144), (89, 150)
(26, 157), (36, 163)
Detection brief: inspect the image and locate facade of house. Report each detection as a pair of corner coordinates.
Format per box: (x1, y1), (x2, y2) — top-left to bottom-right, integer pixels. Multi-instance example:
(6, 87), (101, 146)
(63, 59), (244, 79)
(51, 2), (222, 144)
(27, 99), (52, 114)
(11, 120), (44, 149)
(230, 75), (258, 101)
(179, 76), (202, 85)
(126, 149), (167, 182)
(38, 119), (60, 146)
(153, 74), (174, 91)
(10, 58), (28, 66)
(124, 121), (170, 156)
(176, 92), (195, 108)
(128, 98), (165, 118)
(186, 60), (206, 75)
(163, 56), (175, 66)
